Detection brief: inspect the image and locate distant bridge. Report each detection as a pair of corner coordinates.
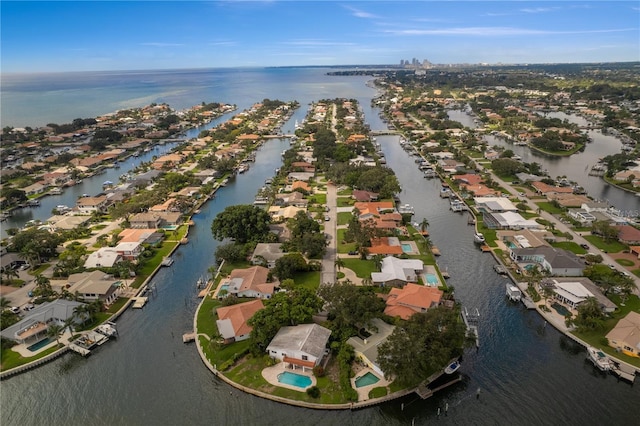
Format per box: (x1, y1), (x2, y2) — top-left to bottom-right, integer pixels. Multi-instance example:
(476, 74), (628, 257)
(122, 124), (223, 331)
(370, 130), (401, 136)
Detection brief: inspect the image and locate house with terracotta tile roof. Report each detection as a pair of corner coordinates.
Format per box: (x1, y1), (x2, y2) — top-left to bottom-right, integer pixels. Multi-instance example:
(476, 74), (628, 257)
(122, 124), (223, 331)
(368, 237), (404, 256)
(219, 266), (279, 299)
(614, 225), (640, 245)
(531, 181), (574, 195)
(291, 181), (311, 193)
(383, 283), (443, 320)
(216, 299), (265, 343)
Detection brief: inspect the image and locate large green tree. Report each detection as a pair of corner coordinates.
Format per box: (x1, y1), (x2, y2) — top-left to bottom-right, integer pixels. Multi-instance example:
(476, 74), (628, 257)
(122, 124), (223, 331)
(248, 288), (323, 351)
(377, 306), (466, 386)
(317, 282), (385, 340)
(211, 204), (272, 244)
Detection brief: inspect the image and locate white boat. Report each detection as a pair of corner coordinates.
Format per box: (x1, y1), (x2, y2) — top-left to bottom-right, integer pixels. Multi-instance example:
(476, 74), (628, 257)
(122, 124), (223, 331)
(161, 257), (174, 267)
(474, 232), (485, 244)
(96, 322), (117, 338)
(398, 204), (414, 215)
(49, 187), (63, 195)
(506, 284), (522, 302)
(440, 188), (451, 198)
(424, 169), (436, 179)
(444, 360), (460, 374)
(587, 346), (613, 371)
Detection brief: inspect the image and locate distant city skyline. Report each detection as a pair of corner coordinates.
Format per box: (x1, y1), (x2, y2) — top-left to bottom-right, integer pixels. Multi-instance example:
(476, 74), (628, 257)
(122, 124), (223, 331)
(1, 1), (639, 73)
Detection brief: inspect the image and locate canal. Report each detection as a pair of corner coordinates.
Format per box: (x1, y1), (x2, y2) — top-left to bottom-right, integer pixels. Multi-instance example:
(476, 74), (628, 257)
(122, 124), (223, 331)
(2, 77), (638, 426)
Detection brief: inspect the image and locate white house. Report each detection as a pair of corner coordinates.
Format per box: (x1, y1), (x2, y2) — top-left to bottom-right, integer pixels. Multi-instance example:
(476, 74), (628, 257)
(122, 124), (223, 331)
(84, 248), (122, 268)
(371, 256), (424, 287)
(266, 323), (331, 371)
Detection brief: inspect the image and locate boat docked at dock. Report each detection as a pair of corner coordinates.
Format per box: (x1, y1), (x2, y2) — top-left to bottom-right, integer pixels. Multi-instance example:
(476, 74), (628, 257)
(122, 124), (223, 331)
(160, 257), (174, 267)
(423, 169), (436, 179)
(450, 199), (464, 212)
(444, 360), (461, 374)
(506, 284), (522, 302)
(96, 321), (117, 338)
(493, 264), (508, 275)
(397, 204), (415, 215)
(440, 187), (451, 198)
(473, 232), (485, 244)
(587, 346), (613, 371)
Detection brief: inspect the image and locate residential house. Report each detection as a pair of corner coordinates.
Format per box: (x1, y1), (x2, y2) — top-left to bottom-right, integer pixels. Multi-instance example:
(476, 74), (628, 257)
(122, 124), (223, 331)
(266, 323), (331, 371)
(216, 299), (265, 344)
(383, 283), (443, 320)
(347, 318), (395, 376)
(540, 278), (615, 313)
(118, 228), (164, 246)
(0, 299), (85, 344)
(113, 242), (144, 261)
(22, 181), (48, 196)
(483, 211), (542, 230)
(531, 181), (574, 196)
(129, 212), (163, 229)
(351, 190), (379, 202)
(371, 256), (425, 287)
(219, 266), (278, 299)
(274, 191), (308, 208)
(268, 205), (306, 222)
(67, 270), (122, 305)
(614, 225), (640, 245)
(606, 311), (640, 358)
(76, 195), (109, 214)
(250, 243), (285, 268)
(368, 237), (404, 256)
(510, 246), (585, 276)
(286, 172), (314, 183)
(84, 248), (122, 268)
(474, 197), (518, 213)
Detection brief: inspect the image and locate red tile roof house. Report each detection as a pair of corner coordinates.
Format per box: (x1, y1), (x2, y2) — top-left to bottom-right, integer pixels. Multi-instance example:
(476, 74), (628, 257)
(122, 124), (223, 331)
(352, 190), (379, 202)
(218, 266), (279, 299)
(531, 181), (574, 196)
(368, 237), (404, 256)
(614, 225), (640, 245)
(382, 283), (443, 320)
(216, 299), (265, 344)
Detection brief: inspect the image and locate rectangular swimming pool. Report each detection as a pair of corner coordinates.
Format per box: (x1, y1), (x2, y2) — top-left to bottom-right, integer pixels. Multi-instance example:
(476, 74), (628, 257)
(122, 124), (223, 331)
(426, 273), (439, 285)
(27, 337), (53, 352)
(277, 371), (312, 389)
(401, 243), (413, 253)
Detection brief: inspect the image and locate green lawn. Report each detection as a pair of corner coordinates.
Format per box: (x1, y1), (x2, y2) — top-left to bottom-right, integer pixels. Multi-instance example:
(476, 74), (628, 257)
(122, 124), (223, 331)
(535, 202), (565, 215)
(615, 259), (635, 267)
(342, 258), (378, 278)
(0, 343), (63, 371)
(308, 194), (327, 205)
(572, 294), (640, 368)
(583, 235), (627, 254)
(336, 229), (357, 254)
(337, 197), (354, 207)
(293, 271), (320, 291)
(551, 241), (587, 255)
(337, 212), (352, 226)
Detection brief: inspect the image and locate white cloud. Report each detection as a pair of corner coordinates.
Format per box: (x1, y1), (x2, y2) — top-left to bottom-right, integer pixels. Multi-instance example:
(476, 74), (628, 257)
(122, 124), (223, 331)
(342, 5), (378, 19)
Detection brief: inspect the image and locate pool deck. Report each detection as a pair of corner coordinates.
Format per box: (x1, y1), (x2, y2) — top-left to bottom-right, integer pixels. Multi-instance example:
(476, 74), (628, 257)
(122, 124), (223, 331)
(262, 362), (317, 392)
(350, 367), (391, 402)
(11, 330), (74, 357)
(422, 265), (442, 287)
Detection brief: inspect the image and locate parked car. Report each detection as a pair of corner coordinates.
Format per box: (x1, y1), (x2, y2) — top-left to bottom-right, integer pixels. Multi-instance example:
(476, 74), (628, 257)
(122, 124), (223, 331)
(580, 243), (589, 249)
(22, 303), (35, 311)
(10, 307), (20, 314)
(324, 216), (330, 221)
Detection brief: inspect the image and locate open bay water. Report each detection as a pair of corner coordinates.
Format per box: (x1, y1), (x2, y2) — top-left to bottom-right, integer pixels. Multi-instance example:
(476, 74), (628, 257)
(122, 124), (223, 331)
(1, 68), (638, 425)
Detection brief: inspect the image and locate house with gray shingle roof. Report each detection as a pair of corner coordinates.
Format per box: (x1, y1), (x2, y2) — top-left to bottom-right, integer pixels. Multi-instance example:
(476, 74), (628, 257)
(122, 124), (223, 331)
(266, 323), (331, 371)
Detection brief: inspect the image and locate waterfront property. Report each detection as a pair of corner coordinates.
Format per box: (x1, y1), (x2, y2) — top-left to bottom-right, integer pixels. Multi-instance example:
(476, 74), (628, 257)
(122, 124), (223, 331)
(382, 283), (443, 320)
(215, 299), (264, 344)
(266, 323), (331, 372)
(606, 312), (640, 358)
(347, 318), (395, 377)
(371, 256), (424, 287)
(217, 266), (279, 299)
(509, 246), (586, 276)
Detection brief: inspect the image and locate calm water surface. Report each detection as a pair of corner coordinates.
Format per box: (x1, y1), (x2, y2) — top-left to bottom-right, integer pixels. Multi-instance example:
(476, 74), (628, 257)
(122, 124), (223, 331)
(1, 69), (638, 426)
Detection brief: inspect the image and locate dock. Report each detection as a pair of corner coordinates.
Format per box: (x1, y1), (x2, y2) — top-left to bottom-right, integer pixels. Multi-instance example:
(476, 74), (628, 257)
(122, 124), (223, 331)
(611, 363), (636, 383)
(182, 332), (196, 343)
(160, 257), (174, 267)
(132, 297), (148, 308)
(431, 246), (441, 256)
(462, 307), (480, 348)
(493, 264), (507, 275)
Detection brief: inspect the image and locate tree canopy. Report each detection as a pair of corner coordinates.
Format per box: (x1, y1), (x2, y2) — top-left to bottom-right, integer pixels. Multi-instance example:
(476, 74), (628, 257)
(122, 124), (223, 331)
(211, 204), (272, 244)
(377, 306), (466, 386)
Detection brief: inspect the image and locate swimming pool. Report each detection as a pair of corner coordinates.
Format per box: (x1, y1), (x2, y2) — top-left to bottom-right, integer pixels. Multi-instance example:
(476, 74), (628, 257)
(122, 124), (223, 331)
(426, 273), (439, 285)
(277, 371), (312, 389)
(355, 372), (380, 388)
(27, 337), (53, 352)
(220, 284), (230, 291)
(401, 243), (413, 253)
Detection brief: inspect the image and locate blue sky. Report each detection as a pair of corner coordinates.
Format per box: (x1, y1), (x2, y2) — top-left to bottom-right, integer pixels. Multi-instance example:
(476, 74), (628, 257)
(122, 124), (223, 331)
(1, 1), (639, 72)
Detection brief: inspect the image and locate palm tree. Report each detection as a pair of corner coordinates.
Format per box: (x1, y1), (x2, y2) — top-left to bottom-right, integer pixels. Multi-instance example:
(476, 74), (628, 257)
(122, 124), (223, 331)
(74, 304), (89, 326)
(34, 274), (54, 298)
(2, 268), (19, 285)
(0, 296), (11, 310)
(47, 323), (65, 346)
(334, 257), (345, 272)
(419, 218), (430, 235)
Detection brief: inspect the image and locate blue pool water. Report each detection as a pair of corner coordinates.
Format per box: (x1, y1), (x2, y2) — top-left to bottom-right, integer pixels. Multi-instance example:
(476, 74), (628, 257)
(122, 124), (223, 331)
(27, 337), (53, 352)
(277, 371), (312, 389)
(401, 243), (412, 253)
(355, 372), (380, 388)
(220, 284), (229, 291)
(426, 273), (439, 285)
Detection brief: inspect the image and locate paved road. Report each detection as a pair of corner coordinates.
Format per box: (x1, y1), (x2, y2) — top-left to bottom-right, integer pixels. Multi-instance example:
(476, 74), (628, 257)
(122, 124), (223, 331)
(320, 181), (337, 286)
(474, 160), (640, 296)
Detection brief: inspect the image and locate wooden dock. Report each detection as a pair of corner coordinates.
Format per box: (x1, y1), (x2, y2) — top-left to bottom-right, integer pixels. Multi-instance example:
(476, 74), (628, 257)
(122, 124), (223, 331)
(132, 297), (148, 309)
(182, 332), (196, 343)
(611, 363), (636, 383)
